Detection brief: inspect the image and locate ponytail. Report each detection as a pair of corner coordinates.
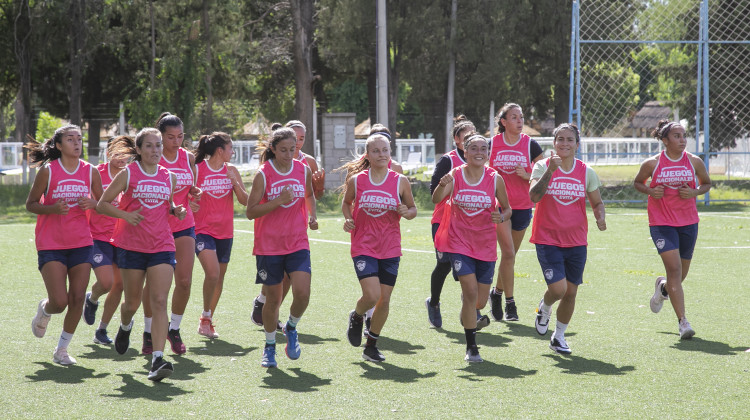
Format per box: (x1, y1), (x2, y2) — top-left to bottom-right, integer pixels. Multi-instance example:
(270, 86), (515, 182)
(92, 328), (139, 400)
(194, 132), (232, 164)
(155, 112), (183, 134)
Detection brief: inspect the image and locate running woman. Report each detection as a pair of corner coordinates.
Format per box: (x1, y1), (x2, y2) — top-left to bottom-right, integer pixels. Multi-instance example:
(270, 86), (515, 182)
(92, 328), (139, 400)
(27, 125), (103, 365)
(97, 127), (186, 381)
(425, 115), (473, 328)
(246, 127), (318, 368)
(633, 119), (711, 340)
(488, 103), (544, 322)
(433, 133), (512, 363)
(85, 136), (131, 345)
(193, 132), (249, 339)
(529, 123), (606, 355)
(369, 123), (403, 174)
(341, 134), (417, 362)
(141, 112), (201, 356)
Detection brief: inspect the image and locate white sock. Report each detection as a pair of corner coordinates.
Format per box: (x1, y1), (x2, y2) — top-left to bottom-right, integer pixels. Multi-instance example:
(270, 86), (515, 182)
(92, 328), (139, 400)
(143, 316), (152, 333)
(365, 307), (375, 318)
(169, 313), (183, 331)
(202, 310), (212, 318)
(152, 351), (164, 363)
(121, 318), (134, 331)
(88, 293), (98, 304)
(541, 301), (552, 314)
(265, 330), (276, 344)
(98, 321), (108, 330)
(257, 293), (267, 304)
(41, 302), (51, 317)
(287, 315), (301, 328)
(554, 320), (568, 340)
(57, 331), (74, 350)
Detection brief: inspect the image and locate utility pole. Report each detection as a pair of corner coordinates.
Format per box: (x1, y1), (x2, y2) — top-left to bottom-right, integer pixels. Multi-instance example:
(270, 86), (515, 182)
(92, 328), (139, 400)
(445, 0), (457, 152)
(376, 0), (388, 128)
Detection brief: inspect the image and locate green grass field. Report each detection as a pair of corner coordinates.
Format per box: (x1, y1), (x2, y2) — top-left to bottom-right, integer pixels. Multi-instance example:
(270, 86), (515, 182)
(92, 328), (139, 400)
(2, 209), (749, 418)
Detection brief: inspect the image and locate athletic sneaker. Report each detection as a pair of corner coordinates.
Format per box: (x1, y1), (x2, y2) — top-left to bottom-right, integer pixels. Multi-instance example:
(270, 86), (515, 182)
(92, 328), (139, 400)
(535, 299), (551, 336)
(363, 345), (385, 362)
(505, 301), (519, 321)
(94, 328), (113, 345)
(147, 356), (174, 382)
(678, 318), (695, 340)
(198, 316), (219, 339)
(283, 325), (301, 360)
(476, 314), (491, 331)
(251, 296), (264, 326)
(465, 345), (483, 363)
(650, 276), (669, 313)
(550, 336), (572, 354)
(142, 332), (153, 355)
(488, 289), (503, 321)
(53, 347), (77, 365)
(82, 292), (98, 326)
(115, 326), (131, 355)
(167, 328), (187, 354)
(31, 298), (51, 338)
(261, 345), (277, 368)
(347, 310), (363, 347)
(363, 313), (371, 337)
(425, 297), (442, 328)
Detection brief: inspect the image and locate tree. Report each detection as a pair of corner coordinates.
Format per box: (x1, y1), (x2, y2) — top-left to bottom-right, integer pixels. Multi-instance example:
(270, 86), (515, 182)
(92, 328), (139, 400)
(290, 0), (315, 155)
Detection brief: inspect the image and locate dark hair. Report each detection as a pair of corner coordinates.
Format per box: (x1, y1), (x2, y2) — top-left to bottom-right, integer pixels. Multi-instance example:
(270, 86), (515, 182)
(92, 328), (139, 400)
(452, 114), (475, 139)
(257, 127), (296, 163)
(369, 123), (392, 140)
(495, 103), (522, 133)
(652, 119), (682, 140)
(335, 134), (390, 194)
(195, 132), (232, 164)
(155, 112), (183, 133)
(109, 128), (160, 162)
(107, 135), (136, 163)
(25, 124), (81, 167)
(270, 122), (283, 131)
(552, 123), (581, 144)
(285, 120), (306, 132)
(462, 132), (489, 150)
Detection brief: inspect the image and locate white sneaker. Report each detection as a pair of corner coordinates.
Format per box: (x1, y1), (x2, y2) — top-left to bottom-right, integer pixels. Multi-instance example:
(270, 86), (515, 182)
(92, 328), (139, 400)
(32, 299), (51, 338)
(535, 299), (551, 335)
(53, 347), (77, 365)
(650, 276), (668, 313)
(550, 336), (572, 354)
(464, 346), (483, 363)
(678, 318), (695, 340)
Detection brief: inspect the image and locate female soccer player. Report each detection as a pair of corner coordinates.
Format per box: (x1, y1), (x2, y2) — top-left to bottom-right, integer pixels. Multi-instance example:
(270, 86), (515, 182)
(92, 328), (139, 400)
(488, 103), (544, 321)
(27, 124), (103, 365)
(246, 127), (317, 368)
(340, 134), (417, 362)
(633, 119), (711, 339)
(193, 132), (249, 339)
(529, 123), (606, 355)
(97, 127), (186, 381)
(433, 133), (511, 363)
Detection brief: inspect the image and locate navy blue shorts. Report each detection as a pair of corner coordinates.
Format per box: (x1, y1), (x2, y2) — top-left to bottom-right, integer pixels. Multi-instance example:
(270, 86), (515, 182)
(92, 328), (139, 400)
(116, 248), (176, 270)
(447, 253), (496, 285)
(256, 249), (311, 286)
(173, 226), (196, 240)
(535, 244), (587, 285)
(352, 255), (400, 286)
(510, 208), (533, 231)
(37, 245), (93, 271)
(195, 234), (233, 264)
(91, 240), (117, 268)
(650, 224), (699, 260)
(432, 223), (450, 263)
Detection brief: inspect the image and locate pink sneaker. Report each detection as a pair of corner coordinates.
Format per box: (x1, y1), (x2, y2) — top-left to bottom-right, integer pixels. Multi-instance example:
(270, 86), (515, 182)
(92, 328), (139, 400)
(198, 316), (219, 339)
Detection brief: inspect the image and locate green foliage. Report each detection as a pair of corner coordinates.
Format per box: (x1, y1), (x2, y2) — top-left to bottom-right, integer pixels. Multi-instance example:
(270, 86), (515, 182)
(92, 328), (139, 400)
(326, 78), (369, 122)
(581, 61), (640, 136)
(34, 112), (65, 143)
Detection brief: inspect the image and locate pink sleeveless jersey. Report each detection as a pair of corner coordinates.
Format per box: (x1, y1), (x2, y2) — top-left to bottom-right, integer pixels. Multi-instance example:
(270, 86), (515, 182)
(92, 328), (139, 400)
(435, 166), (499, 261)
(88, 163), (119, 242)
(160, 148), (195, 232)
(530, 159), (589, 247)
(490, 133), (534, 210)
(111, 162), (175, 253)
(350, 169), (403, 259)
(647, 151), (699, 227)
(194, 160), (235, 239)
(253, 160), (309, 255)
(35, 159), (94, 251)
(431, 149), (466, 224)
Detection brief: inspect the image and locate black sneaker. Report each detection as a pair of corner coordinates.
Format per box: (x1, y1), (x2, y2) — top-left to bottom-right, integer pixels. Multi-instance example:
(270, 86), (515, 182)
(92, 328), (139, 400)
(347, 310), (363, 347)
(167, 329), (186, 354)
(115, 326), (131, 355)
(362, 345), (385, 362)
(82, 292), (98, 326)
(147, 356), (174, 381)
(251, 296), (264, 326)
(476, 314), (491, 331)
(504, 301), (519, 321)
(142, 332), (153, 355)
(363, 314), (371, 337)
(489, 289), (503, 321)
(276, 320), (284, 332)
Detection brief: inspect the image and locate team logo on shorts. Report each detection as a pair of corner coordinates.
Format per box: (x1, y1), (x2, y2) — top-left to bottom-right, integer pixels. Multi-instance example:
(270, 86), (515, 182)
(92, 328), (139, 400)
(93, 254), (103, 264)
(656, 239), (665, 250)
(196, 242), (205, 252)
(258, 269), (267, 281)
(356, 260), (366, 272)
(544, 269), (554, 280)
(453, 260), (462, 272)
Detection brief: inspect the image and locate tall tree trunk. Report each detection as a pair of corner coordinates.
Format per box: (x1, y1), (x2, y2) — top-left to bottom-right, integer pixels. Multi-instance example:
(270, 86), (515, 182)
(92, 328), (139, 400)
(367, 70), (377, 125)
(290, 0), (315, 156)
(14, 0), (33, 183)
(69, 0), (85, 127)
(202, 0), (213, 132)
(88, 120), (100, 165)
(150, 0), (156, 89)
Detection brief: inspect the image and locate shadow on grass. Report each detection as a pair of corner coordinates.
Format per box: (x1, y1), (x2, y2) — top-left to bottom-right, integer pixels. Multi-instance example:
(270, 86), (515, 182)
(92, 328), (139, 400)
(188, 339), (255, 357)
(667, 335), (746, 355)
(456, 360), (537, 381)
(103, 373), (190, 401)
(260, 367), (332, 392)
(378, 336), (424, 355)
(26, 362), (109, 384)
(542, 354), (635, 375)
(354, 361), (438, 383)
(169, 355), (209, 380)
(439, 328), (512, 348)
(80, 343), (121, 360)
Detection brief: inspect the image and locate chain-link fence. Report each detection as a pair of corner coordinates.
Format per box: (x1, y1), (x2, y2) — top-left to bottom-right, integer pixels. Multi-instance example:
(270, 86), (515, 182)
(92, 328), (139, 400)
(570, 0), (750, 204)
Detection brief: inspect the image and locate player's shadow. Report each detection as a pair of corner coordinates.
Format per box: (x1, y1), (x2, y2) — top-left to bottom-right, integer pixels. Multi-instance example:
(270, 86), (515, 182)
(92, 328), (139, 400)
(79, 343), (120, 360)
(25, 362), (109, 384)
(502, 322), (554, 338)
(456, 359), (537, 381)
(297, 332), (340, 346)
(139, 356), (208, 381)
(666, 335), (746, 356)
(354, 361), (438, 383)
(260, 367), (331, 392)
(188, 339), (255, 357)
(378, 336), (424, 355)
(542, 354), (636, 376)
(103, 373), (190, 401)
(439, 328), (512, 348)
